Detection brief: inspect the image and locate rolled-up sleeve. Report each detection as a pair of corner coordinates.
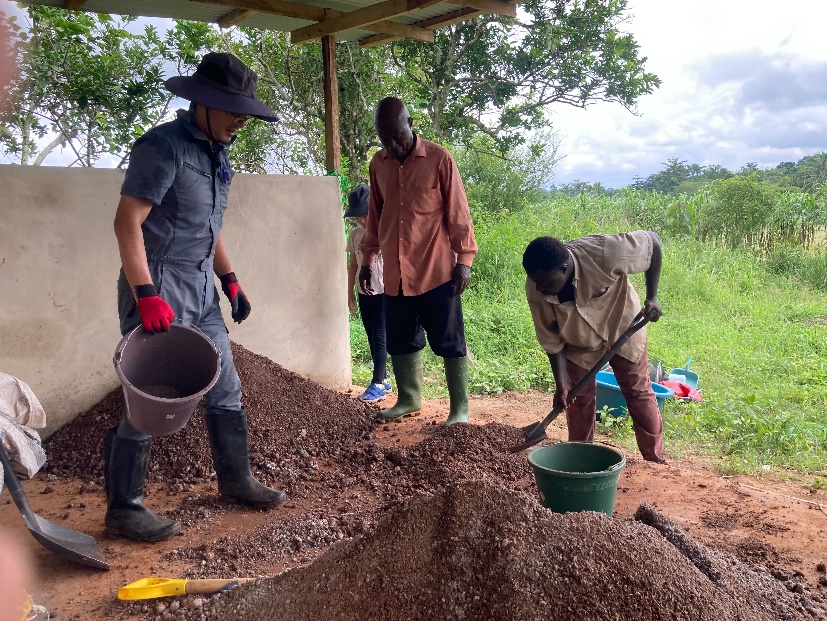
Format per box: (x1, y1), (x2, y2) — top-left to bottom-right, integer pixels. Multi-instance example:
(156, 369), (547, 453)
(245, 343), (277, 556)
(440, 154), (478, 266)
(121, 132), (178, 205)
(526, 279), (564, 355)
(599, 231), (653, 277)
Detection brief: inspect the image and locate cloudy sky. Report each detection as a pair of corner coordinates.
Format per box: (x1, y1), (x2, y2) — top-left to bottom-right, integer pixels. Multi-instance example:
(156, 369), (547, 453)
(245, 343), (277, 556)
(550, 0), (827, 188)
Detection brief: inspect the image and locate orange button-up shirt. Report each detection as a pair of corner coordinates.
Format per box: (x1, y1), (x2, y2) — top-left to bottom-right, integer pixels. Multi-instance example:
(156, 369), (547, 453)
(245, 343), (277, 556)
(360, 136), (478, 297)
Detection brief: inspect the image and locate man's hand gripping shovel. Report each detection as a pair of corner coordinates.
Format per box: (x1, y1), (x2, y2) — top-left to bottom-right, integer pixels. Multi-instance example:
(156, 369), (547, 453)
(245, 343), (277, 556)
(510, 309), (657, 453)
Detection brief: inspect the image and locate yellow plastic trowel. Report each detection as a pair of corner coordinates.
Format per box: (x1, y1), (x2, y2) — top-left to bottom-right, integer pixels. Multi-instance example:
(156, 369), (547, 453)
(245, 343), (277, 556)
(118, 577), (256, 600)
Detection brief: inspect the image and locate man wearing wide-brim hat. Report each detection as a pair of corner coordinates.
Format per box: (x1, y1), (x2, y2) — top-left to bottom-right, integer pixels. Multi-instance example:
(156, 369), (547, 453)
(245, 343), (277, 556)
(109, 53), (285, 542)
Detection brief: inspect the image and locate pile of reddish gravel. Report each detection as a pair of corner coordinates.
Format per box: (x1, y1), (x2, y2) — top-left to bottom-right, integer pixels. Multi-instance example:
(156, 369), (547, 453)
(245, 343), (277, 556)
(48, 344), (825, 621)
(44, 344), (377, 497)
(170, 422), (536, 579)
(178, 481), (821, 621)
(372, 421), (536, 502)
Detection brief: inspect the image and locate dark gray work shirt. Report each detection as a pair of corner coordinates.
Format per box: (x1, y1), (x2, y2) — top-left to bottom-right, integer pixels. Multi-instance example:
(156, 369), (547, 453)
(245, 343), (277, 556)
(118, 109), (235, 333)
(121, 109), (235, 271)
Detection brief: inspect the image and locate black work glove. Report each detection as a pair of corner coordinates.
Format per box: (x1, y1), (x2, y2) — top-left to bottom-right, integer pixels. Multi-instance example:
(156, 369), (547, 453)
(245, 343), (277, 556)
(359, 266), (374, 295)
(219, 272), (251, 323)
(451, 264), (471, 296)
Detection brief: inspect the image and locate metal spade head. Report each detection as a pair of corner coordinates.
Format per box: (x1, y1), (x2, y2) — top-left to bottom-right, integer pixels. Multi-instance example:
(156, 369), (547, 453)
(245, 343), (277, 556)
(510, 421), (551, 453)
(1, 444), (109, 570)
(23, 512), (110, 570)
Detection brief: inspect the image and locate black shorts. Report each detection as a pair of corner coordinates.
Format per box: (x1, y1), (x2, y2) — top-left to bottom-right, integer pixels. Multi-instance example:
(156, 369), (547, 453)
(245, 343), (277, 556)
(384, 281), (467, 358)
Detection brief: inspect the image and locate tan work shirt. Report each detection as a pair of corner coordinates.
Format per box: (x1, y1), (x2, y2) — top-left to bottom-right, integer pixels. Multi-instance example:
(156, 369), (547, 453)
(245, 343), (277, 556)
(347, 225), (384, 295)
(526, 231), (654, 369)
(361, 136), (478, 297)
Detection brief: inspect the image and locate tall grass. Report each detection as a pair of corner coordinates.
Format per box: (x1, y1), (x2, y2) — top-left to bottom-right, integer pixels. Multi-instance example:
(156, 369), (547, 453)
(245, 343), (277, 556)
(349, 193), (827, 476)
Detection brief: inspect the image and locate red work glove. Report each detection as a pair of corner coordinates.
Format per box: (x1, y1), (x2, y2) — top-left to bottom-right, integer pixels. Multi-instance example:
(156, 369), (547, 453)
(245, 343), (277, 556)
(219, 271), (251, 323)
(135, 284), (174, 332)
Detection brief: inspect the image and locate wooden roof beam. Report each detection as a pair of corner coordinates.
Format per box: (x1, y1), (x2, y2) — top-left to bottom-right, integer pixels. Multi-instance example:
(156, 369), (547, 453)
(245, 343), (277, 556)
(290, 0), (442, 45)
(65, 0), (87, 9)
(195, 0), (433, 42)
(218, 8), (258, 27)
(359, 6), (479, 48)
(451, 0), (515, 18)
(194, 0), (335, 22)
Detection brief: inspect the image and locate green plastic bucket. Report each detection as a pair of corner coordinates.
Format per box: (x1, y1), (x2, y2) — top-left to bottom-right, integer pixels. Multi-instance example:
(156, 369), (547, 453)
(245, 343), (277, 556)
(527, 442), (626, 516)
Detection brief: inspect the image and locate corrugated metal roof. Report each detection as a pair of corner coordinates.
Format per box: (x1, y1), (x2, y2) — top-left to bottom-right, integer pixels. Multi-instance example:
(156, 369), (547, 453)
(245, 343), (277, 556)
(17, 0), (485, 43)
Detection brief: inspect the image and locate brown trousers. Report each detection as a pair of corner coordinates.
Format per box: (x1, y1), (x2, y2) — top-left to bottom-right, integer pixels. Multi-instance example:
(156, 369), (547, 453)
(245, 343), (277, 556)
(565, 346), (666, 463)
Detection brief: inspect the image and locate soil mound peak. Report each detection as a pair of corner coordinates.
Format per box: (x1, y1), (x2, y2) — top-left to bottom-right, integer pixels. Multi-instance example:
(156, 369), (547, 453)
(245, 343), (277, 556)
(195, 480), (814, 621)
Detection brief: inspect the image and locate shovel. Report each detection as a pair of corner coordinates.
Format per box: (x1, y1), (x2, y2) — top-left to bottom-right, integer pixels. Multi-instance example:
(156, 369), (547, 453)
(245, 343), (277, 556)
(0, 443), (109, 570)
(510, 310), (656, 453)
(118, 577), (256, 600)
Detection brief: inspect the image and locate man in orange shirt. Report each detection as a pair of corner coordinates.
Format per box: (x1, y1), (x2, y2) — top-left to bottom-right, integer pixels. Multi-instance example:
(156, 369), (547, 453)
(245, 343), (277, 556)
(359, 97), (478, 426)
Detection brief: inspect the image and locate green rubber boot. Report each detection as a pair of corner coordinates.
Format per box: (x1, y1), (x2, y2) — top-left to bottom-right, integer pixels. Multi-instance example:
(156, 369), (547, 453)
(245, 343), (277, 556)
(444, 356), (469, 426)
(380, 352), (423, 420)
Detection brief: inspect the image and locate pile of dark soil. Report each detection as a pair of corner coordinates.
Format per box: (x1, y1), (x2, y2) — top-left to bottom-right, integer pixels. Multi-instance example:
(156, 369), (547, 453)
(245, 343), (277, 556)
(44, 344), (377, 497)
(179, 481), (822, 621)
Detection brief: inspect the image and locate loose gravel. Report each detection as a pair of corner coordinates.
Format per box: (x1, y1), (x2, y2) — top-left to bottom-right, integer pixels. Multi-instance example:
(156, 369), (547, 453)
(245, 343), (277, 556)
(50, 344), (824, 621)
(44, 344), (377, 498)
(177, 481), (823, 621)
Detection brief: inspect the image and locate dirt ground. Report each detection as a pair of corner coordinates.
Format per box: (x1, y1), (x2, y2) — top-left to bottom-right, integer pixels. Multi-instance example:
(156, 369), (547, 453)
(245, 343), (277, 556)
(4, 389), (827, 620)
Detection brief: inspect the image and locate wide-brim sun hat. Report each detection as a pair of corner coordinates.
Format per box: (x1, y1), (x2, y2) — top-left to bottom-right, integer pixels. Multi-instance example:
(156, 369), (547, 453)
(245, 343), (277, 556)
(344, 184), (370, 218)
(165, 52), (279, 123)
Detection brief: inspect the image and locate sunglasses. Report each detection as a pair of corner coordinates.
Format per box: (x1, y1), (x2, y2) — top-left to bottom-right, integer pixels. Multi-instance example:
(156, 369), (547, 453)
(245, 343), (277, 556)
(228, 112), (252, 122)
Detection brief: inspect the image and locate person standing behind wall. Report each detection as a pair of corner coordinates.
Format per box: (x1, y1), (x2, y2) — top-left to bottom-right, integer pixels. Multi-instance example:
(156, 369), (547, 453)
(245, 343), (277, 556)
(345, 184), (392, 403)
(359, 97), (478, 426)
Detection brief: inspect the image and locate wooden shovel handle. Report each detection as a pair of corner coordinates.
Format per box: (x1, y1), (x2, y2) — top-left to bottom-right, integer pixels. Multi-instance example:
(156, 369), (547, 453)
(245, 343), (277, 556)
(185, 578), (256, 595)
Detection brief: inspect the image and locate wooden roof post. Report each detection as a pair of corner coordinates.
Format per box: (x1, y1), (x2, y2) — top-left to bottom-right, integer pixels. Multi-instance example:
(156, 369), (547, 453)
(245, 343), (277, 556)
(322, 35), (341, 173)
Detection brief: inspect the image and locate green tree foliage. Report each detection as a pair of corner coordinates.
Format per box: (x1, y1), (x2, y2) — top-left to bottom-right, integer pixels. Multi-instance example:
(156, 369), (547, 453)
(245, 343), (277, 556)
(225, 30), (407, 181)
(798, 152), (827, 194)
(1, 1), (659, 190)
(456, 131), (558, 215)
(631, 154), (827, 197)
(0, 7), (217, 166)
(390, 0), (660, 151)
(554, 180), (614, 196)
(631, 158), (730, 195)
(697, 175), (774, 250)
(691, 175), (827, 254)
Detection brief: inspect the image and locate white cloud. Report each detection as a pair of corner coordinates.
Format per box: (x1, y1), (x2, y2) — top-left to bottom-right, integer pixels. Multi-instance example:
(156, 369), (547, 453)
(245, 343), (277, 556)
(551, 0), (827, 188)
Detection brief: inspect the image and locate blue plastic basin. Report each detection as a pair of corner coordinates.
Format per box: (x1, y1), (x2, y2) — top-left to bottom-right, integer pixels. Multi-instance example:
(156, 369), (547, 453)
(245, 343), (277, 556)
(595, 370), (674, 419)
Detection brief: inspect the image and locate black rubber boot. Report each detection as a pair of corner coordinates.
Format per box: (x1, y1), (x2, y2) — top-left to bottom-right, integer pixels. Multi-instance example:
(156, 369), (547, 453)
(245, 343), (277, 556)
(379, 351), (423, 420)
(104, 427), (180, 542)
(205, 409), (287, 507)
(444, 356), (470, 426)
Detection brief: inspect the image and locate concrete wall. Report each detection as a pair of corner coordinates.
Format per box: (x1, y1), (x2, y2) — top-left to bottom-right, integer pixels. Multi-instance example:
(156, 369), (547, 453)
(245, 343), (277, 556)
(0, 165), (350, 439)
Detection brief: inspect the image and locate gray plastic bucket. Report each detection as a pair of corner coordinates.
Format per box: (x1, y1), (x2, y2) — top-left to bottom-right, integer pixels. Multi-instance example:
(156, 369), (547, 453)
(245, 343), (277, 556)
(113, 322), (220, 436)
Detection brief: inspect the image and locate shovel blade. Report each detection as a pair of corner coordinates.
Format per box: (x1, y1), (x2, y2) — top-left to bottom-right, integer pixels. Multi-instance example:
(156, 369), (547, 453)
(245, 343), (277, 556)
(2, 443), (109, 571)
(519, 420), (542, 436)
(510, 428), (548, 453)
(23, 512), (110, 570)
